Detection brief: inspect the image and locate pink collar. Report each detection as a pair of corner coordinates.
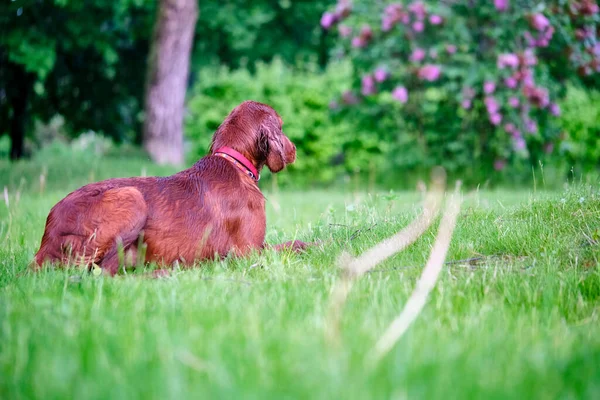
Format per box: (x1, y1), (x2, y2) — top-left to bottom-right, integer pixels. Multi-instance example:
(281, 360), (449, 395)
(213, 146), (260, 181)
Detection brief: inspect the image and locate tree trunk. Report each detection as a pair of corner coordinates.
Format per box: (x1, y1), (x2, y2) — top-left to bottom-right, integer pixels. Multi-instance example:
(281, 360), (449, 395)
(143, 0), (198, 165)
(7, 63), (33, 160)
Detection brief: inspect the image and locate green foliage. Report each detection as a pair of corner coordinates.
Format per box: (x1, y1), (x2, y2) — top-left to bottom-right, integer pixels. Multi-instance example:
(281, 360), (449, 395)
(559, 85), (600, 174)
(0, 0), (333, 151)
(193, 0), (331, 69)
(186, 59), (367, 184)
(0, 0), (155, 143)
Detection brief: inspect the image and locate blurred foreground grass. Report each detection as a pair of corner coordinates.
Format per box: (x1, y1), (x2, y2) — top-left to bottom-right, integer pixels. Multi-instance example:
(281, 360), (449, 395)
(0, 154), (599, 399)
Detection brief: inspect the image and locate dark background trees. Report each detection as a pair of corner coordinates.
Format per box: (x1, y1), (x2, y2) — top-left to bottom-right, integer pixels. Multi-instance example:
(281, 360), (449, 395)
(0, 0), (330, 162)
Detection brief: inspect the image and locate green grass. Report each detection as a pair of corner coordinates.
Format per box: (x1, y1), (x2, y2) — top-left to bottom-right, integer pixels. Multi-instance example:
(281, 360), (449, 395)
(1, 154), (599, 399)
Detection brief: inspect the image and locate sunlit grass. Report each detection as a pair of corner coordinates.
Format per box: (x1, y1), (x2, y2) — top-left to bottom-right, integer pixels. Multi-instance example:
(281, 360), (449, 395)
(1, 156), (599, 398)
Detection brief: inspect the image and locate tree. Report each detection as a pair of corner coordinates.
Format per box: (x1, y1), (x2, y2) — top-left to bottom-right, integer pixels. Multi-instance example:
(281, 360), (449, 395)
(0, 0), (155, 159)
(143, 0), (198, 165)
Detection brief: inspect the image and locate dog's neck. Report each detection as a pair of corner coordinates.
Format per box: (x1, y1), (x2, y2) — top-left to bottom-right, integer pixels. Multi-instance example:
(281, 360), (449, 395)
(213, 146), (260, 181)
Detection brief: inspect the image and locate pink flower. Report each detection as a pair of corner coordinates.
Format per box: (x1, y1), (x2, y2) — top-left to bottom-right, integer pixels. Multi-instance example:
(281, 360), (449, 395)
(408, 1), (427, 20)
(497, 53), (519, 69)
(524, 118), (538, 133)
(504, 123), (516, 133)
(338, 25), (352, 37)
(374, 67), (389, 82)
(360, 25), (373, 40)
(429, 15), (443, 25)
(418, 64), (441, 81)
(523, 85), (549, 108)
(484, 96), (500, 114)
(513, 136), (526, 151)
(461, 99), (472, 109)
(392, 86), (409, 103)
(412, 20), (425, 32)
(335, 1), (352, 18)
(549, 103), (561, 116)
(484, 81), (496, 94)
(352, 36), (366, 48)
(361, 75), (376, 96)
(494, 0), (509, 11)
(504, 77), (518, 89)
(490, 113), (502, 125)
(544, 142), (554, 154)
(446, 44), (457, 54)
(321, 12), (336, 29)
(508, 97), (520, 108)
(530, 13), (550, 31)
(382, 17), (394, 32)
(410, 48), (426, 62)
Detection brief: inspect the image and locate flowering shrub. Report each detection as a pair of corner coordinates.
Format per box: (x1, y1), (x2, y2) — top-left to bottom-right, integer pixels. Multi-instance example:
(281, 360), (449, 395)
(321, 0), (600, 173)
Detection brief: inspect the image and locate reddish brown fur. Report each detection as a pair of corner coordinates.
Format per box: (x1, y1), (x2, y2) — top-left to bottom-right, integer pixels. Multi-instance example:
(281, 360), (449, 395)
(33, 101), (306, 275)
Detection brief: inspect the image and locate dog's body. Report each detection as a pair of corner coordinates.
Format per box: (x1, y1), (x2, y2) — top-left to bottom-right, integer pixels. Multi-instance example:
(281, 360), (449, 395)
(34, 101), (302, 274)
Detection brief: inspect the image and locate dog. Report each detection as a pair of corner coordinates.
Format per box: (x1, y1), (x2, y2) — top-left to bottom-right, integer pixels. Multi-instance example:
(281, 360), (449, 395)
(33, 100), (308, 275)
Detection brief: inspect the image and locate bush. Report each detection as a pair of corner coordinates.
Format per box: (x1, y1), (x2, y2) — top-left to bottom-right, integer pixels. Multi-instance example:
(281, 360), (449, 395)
(559, 85), (600, 175)
(320, 0), (600, 177)
(185, 59), (378, 185)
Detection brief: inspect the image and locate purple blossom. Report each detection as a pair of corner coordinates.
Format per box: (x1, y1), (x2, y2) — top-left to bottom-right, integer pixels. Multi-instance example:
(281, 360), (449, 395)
(513, 136), (526, 151)
(338, 25), (352, 37)
(497, 53), (519, 69)
(408, 1), (427, 20)
(523, 85), (549, 108)
(484, 96), (500, 114)
(446, 44), (457, 54)
(412, 20), (425, 32)
(530, 13), (550, 32)
(461, 99), (472, 109)
(429, 15), (443, 25)
(392, 86), (409, 103)
(549, 103), (561, 116)
(504, 123), (516, 134)
(410, 48), (426, 62)
(494, 159), (507, 171)
(484, 81), (496, 94)
(321, 12), (336, 29)
(382, 17), (394, 32)
(490, 113), (502, 125)
(374, 67), (389, 82)
(508, 97), (520, 108)
(418, 64), (441, 81)
(361, 75), (376, 96)
(544, 142), (554, 154)
(524, 118), (538, 133)
(524, 31), (536, 47)
(494, 0), (509, 11)
(504, 77), (518, 89)
(360, 25), (373, 40)
(352, 36), (366, 48)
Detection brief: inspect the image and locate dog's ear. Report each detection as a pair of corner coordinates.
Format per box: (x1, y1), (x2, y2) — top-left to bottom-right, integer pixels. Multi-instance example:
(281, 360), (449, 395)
(260, 116), (287, 173)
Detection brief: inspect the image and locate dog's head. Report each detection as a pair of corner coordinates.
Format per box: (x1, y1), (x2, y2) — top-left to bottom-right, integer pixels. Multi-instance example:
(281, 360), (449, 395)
(210, 101), (296, 173)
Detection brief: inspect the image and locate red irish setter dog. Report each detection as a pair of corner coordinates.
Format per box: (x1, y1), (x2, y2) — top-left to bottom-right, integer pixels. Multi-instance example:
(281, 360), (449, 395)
(34, 101), (307, 275)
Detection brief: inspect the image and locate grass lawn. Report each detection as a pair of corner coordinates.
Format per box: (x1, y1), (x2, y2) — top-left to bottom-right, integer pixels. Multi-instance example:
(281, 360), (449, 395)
(1, 155), (599, 399)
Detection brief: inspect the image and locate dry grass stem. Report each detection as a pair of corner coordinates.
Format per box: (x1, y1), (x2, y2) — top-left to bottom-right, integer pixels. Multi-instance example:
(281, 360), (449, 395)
(371, 187), (462, 363)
